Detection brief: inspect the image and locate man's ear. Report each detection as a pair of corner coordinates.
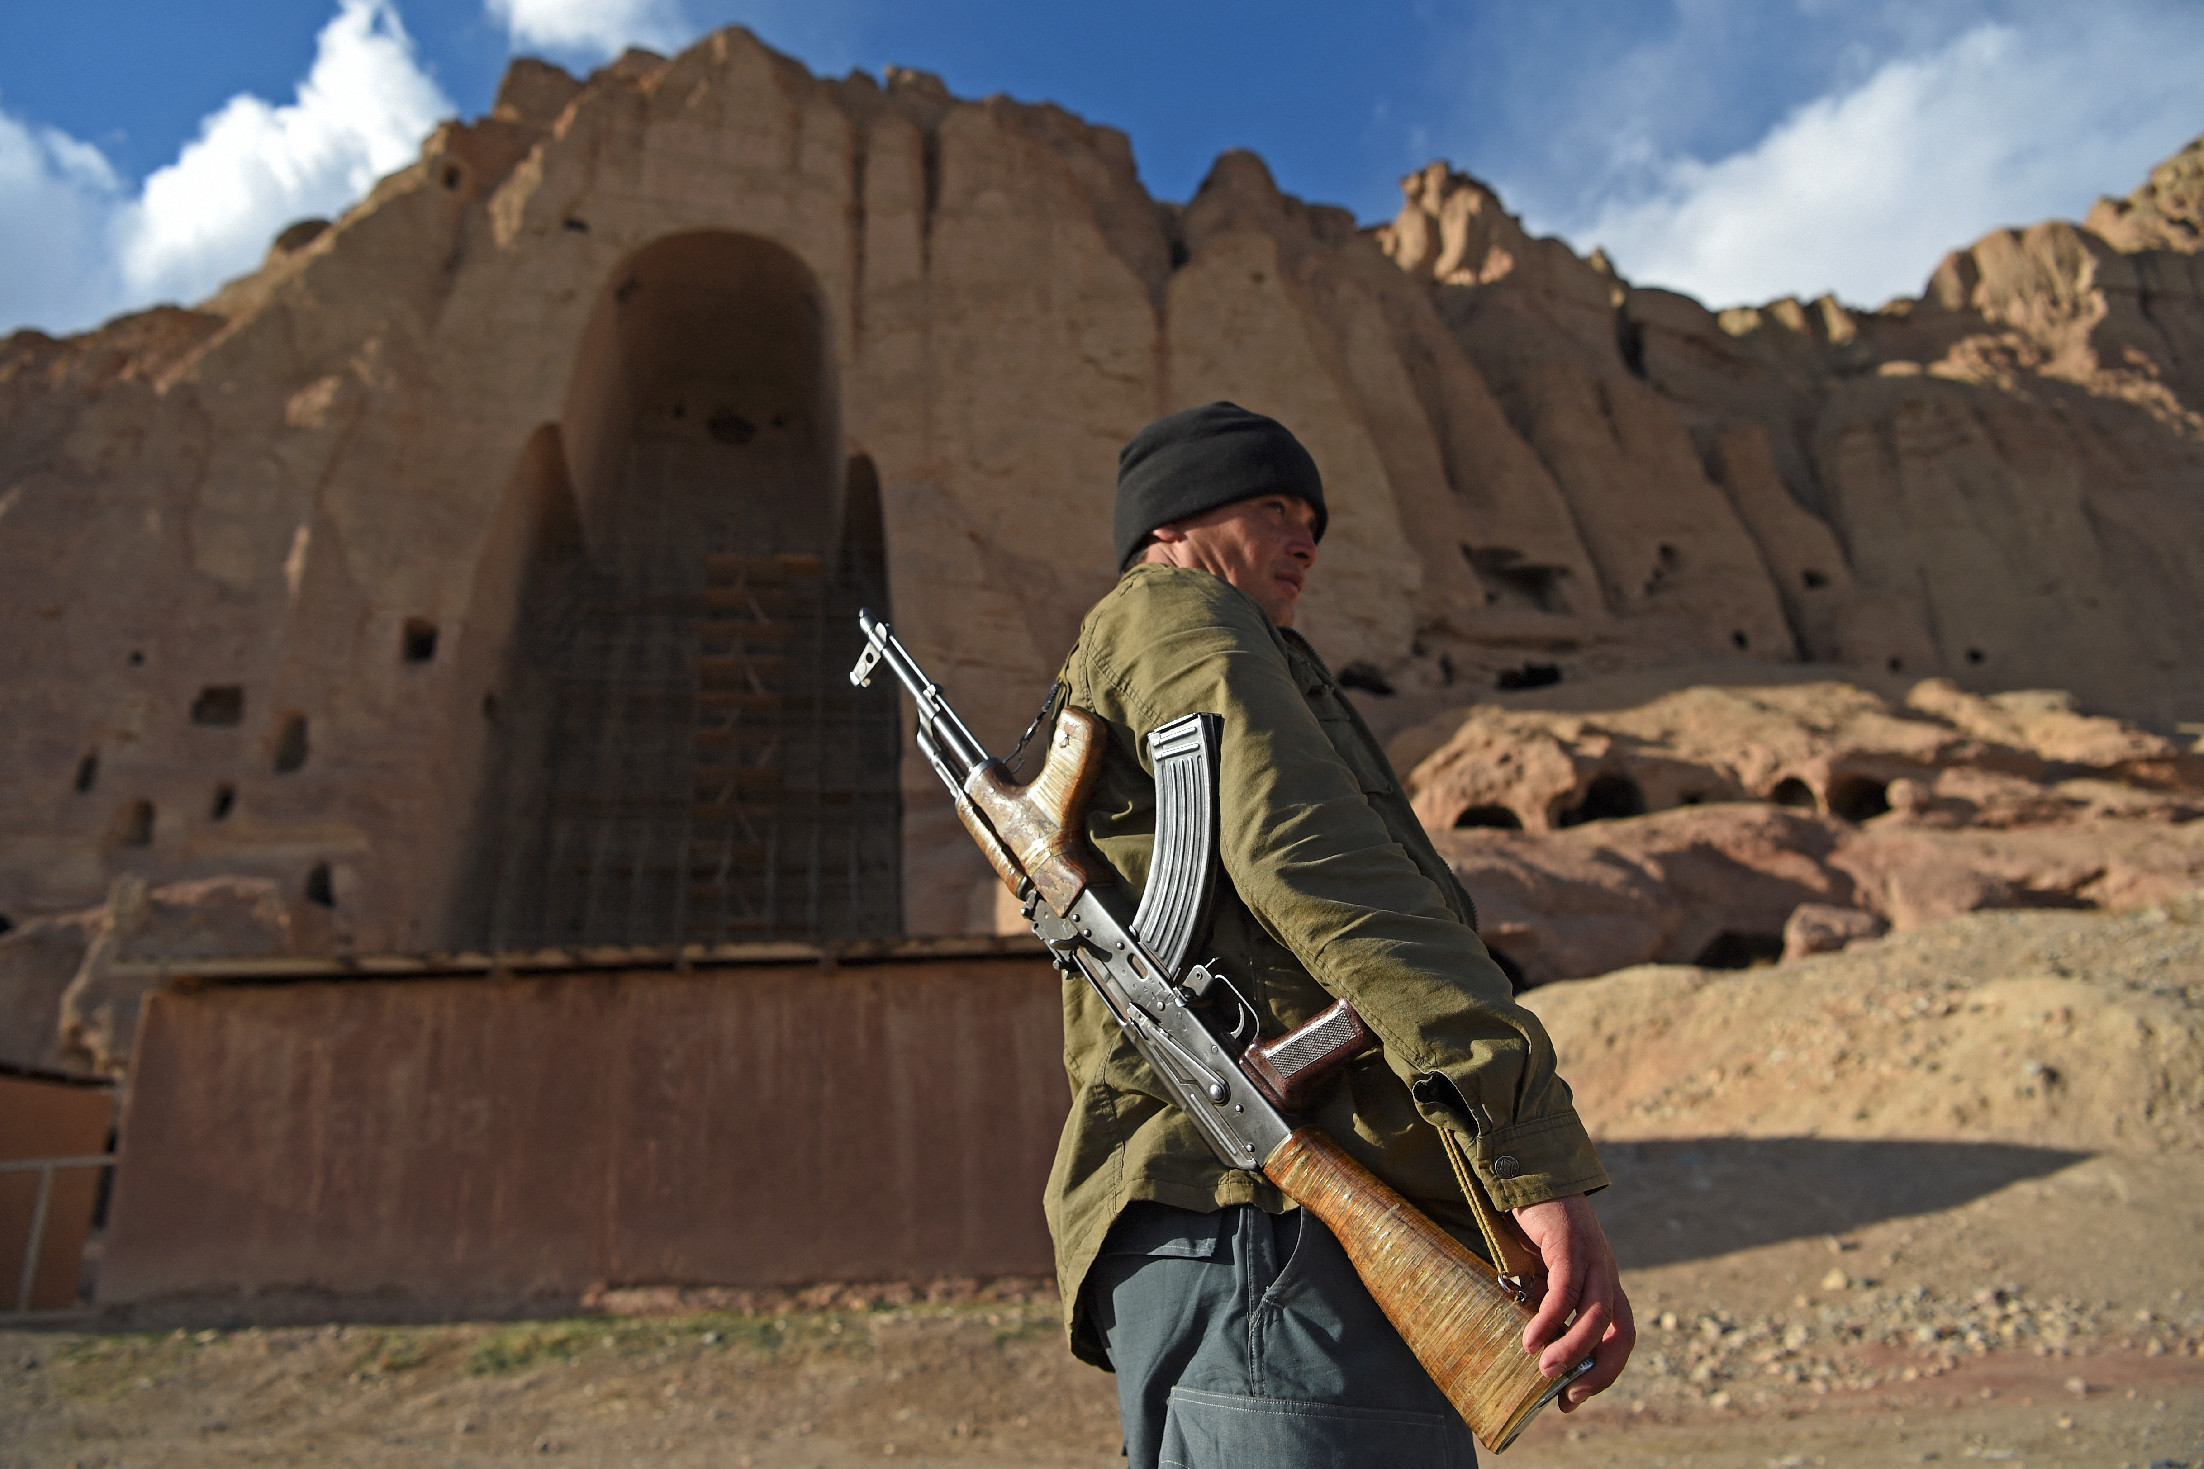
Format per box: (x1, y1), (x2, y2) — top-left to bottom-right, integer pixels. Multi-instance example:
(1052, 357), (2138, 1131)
(1148, 522), (1187, 544)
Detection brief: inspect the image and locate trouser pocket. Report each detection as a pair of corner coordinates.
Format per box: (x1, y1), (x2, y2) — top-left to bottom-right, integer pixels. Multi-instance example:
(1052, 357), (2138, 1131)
(1249, 1213), (1451, 1412)
(1159, 1387), (1475, 1469)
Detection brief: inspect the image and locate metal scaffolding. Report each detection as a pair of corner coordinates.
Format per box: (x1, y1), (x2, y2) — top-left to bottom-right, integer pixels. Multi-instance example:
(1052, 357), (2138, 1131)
(478, 428), (901, 950)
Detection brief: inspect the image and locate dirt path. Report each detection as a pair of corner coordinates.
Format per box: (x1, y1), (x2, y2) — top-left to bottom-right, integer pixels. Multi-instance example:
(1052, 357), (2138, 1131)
(7, 903), (2202, 1467)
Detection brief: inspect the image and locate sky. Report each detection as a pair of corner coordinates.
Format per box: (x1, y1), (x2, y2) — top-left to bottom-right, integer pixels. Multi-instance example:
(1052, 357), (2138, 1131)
(1, 0), (2199, 338)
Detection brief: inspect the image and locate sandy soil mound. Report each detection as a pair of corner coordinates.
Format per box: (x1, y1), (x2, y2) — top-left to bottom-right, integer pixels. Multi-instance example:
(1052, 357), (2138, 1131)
(1522, 894), (2204, 1154)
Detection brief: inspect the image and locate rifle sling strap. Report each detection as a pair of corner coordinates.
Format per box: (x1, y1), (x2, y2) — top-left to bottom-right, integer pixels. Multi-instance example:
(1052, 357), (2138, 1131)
(1437, 1124), (1545, 1289)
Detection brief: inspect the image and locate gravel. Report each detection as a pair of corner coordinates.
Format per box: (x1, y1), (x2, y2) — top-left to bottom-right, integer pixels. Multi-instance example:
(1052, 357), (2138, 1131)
(1630, 1283), (2204, 1408)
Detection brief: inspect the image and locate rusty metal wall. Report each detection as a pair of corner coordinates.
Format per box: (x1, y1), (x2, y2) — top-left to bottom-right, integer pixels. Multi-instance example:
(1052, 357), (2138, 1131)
(0, 1072), (114, 1311)
(98, 958), (1066, 1316)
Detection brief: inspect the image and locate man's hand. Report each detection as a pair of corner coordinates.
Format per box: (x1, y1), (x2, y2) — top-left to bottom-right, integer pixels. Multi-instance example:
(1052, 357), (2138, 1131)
(1511, 1193), (1635, 1410)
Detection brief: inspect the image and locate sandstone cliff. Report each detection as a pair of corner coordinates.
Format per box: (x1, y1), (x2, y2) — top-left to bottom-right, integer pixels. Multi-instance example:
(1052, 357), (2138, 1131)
(0, 30), (2198, 968)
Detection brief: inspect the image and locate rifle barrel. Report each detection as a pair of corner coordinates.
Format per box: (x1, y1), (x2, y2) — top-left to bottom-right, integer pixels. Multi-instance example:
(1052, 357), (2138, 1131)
(852, 609), (990, 781)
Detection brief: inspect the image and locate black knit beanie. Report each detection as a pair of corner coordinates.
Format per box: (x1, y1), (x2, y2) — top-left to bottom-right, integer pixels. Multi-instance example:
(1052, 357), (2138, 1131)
(1113, 402), (1327, 570)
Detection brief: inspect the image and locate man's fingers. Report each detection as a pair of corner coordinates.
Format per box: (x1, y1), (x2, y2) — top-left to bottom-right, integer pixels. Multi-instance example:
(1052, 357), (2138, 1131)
(1523, 1249), (1610, 1369)
(1559, 1329), (1628, 1408)
(1520, 1256), (1581, 1357)
(1510, 1192), (1639, 1404)
(1560, 1285), (1637, 1409)
(1539, 1292), (1612, 1378)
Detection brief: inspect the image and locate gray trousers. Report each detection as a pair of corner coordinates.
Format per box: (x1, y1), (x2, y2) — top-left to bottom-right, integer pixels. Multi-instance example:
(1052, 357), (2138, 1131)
(1088, 1201), (1480, 1469)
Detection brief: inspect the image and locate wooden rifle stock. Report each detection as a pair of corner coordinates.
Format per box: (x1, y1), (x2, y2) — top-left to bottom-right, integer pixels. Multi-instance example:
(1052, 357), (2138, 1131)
(952, 794), (1028, 898)
(1266, 1127), (1579, 1452)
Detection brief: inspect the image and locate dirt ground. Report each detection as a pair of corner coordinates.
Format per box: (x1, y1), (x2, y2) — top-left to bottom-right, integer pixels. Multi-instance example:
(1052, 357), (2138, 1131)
(7, 901), (2203, 1468)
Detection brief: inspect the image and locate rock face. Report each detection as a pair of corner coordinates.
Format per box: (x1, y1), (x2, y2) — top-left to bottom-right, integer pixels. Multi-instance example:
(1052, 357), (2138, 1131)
(1399, 675), (2204, 987)
(0, 29), (2199, 969)
(1398, 675), (2203, 838)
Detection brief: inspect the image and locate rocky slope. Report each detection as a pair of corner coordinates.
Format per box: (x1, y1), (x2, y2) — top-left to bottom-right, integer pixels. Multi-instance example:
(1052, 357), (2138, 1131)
(1523, 896), (2204, 1153)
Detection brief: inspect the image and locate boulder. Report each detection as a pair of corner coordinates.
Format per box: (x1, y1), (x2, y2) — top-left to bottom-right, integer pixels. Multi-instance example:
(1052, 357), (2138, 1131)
(1443, 804), (1853, 988)
(1781, 903), (1888, 961)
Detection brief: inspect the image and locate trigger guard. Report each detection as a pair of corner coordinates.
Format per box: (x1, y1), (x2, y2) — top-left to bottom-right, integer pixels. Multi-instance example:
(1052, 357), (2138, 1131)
(1183, 961), (1260, 1057)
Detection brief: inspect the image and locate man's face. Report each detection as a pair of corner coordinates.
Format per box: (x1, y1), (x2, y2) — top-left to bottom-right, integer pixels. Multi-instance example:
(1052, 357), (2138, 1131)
(1141, 494), (1321, 625)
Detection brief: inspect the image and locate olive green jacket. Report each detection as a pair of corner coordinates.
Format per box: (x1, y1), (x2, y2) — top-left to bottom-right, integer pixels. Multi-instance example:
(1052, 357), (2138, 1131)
(1045, 563), (1608, 1367)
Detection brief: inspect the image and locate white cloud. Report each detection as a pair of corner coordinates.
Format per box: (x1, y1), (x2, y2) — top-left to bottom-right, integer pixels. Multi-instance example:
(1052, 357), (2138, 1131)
(488, 0), (693, 58)
(116, 0), (451, 308)
(0, 108), (127, 335)
(1572, 11), (2204, 308)
(0, 0), (448, 337)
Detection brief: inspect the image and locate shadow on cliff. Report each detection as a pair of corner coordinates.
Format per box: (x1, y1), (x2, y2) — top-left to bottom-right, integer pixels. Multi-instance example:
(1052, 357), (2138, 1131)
(1593, 1136), (2089, 1269)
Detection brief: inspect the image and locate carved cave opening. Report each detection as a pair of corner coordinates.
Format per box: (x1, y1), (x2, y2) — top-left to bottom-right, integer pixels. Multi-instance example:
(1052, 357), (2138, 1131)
(463, 232), (902, 950)
(1827, 775), (1892, 824)
(272, 714), (309, 773)
(1462, 544), (1572, 615)
(117, 800), (155, 848)
(191, 686), (244, 726)
(402, 619), (439, 663)
(1337, 661), (1395, 696)
(1693, 930), (1785, 970)
(1495, 662), (1563, 691)
(1554, 772), (1647, 828)
(1768, 776), (1817, 811)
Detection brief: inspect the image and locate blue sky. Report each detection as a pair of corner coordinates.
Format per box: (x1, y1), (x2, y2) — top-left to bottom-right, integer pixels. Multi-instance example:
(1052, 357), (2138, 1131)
(2, 0), (2199, 337)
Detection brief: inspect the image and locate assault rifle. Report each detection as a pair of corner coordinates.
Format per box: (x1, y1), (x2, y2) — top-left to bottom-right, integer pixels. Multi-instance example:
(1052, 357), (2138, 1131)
(849, 609), (1587, 1452)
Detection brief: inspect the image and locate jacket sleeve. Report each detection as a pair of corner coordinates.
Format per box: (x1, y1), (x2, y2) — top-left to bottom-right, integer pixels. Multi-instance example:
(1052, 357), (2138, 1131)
(1084, 569), (1606, 1208)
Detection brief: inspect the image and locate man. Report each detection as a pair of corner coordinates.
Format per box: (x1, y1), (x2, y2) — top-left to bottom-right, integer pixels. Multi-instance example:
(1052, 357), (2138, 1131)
(1044, 401), (1633, 1467)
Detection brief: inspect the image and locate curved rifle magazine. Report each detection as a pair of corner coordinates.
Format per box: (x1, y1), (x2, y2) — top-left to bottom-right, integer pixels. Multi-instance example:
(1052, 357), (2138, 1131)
(1130, 713), (1222, 978)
